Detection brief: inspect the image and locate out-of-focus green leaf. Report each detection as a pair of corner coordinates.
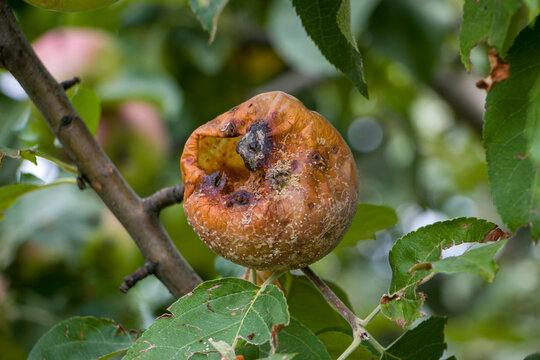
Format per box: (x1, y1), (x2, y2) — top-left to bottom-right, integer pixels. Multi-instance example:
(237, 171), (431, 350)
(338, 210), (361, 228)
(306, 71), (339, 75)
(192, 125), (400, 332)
(381, 316), (447, 360)
(96, 72), (183, 123)
(317, 331), (376, 360)
(292, 0), (368, 96)
(0, 184), (102, 269)
(188, 0), (229, 44)
(524, 354), (540, 360)
(70, 87), (101, 136)
(285, 275), (350, 335)
(19, 173), (45, 185)
(339, 203), (397, 247)
(368, 0), (447, 82)
(429, 240), (507, 282)
(382, 218), (507, 326)
(28, 317), (133, 360)
(214, 256), (245, 278)
(460, 0), (523, 70)
(0, 101), (31, 146)
(523, 0), (540, 24)
(123, 278), (289, 359)
(484, 19), (540, 242)
(267, 0), (336, 76)
(0, 178), (75, 220)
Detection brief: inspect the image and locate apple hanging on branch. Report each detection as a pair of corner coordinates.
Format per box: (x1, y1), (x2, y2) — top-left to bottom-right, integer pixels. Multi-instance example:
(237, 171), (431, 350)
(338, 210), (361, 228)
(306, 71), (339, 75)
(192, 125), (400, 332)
(181, 91), (359, 271)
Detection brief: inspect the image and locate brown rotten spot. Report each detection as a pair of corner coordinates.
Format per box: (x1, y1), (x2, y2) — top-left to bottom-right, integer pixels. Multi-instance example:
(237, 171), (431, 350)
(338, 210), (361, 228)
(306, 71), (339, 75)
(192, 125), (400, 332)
(181, 91), (359, 270)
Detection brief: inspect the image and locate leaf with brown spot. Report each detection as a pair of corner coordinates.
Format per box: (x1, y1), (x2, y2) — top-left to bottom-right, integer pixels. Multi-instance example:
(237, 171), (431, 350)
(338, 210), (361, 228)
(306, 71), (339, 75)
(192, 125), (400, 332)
(29, 317), (134, 360)
(123, 278), (289, 359)
(476, 49), (510, 92)
(484, 19), (540, 242)
(381, 218), (508, 327)
(188, 0), (229, 44)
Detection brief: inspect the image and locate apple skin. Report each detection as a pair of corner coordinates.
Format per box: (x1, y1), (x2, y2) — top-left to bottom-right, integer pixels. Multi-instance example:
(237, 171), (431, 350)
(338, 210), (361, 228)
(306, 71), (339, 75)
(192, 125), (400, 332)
(32, 28), (119, 83)
(23, 0), (119, 12)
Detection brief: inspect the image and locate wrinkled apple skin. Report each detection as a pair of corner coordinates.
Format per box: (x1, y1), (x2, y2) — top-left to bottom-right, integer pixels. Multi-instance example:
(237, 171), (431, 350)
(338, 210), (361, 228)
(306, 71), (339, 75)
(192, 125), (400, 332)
(181, 91), (359, 271)
(23, 0), (119, 12)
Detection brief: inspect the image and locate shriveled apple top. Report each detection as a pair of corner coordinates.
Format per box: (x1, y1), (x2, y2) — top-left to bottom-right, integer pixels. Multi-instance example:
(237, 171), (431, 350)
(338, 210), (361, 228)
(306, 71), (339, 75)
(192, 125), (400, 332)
(181, 91), (358, 270)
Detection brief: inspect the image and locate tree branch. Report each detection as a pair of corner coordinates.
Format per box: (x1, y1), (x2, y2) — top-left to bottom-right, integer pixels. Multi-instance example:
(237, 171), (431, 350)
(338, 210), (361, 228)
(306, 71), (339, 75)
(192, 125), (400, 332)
(0, 1), (202, 298)
(120, 261), (158, 294)
(60, 76), (81, 90)
(143, 184), (185, 215)
(301, 267), (368, 340)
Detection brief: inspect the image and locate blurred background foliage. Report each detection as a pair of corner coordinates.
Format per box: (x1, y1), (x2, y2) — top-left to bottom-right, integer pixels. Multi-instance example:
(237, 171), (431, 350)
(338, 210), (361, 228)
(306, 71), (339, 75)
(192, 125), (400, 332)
(0, 0), (538, 359)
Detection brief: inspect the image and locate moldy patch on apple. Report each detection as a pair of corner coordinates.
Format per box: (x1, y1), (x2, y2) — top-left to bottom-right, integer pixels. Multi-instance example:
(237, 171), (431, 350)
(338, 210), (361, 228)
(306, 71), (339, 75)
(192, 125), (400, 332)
(181, 91), (359, 270)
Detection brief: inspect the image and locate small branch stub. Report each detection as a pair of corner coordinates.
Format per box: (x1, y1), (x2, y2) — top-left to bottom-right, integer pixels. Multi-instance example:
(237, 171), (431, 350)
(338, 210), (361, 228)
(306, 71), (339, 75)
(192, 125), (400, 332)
(143, 184), (185, 214)
(120, 261), (158, 293)
(60, 76), (80, 90)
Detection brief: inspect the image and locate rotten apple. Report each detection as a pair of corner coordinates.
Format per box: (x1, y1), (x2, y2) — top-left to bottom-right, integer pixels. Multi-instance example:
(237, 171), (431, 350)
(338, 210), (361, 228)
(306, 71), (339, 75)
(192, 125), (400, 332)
(181, 91), (358, 270)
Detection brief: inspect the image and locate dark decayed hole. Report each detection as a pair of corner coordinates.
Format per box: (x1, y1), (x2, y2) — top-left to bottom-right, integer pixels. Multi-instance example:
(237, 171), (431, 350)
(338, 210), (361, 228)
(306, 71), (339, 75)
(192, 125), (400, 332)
(225, 190), (252, 207)
(310, 150), (326, 170)
(236, 119), (272, 171)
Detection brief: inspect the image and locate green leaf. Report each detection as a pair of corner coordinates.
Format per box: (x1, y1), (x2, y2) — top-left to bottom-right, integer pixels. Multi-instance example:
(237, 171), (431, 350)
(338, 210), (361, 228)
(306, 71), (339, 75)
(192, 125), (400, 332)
(524, 0), (540, 24)
(214, 256), (245, 278)
(28, 316), (134, 360)
(285, 275), (350, 335)
(484, 18), (540, 242)
(267, 0), (337, 76)
(0, 179), (75, 220)
(382, 218), (507, 326)
(96, 72), (183, 123)
(240, 318), (330, 360)
(291, 0), (368, 96)
(524, 354), (540, 360)
(367, 0), (447, 82)
(188, 0), (229, 44)
(380, 297), (424, 328)
(460, 0), (523, 70)
(339, 204), (397, 248)
(70, 87), (101, 136)
(208, 339), (236, 360)
(0, 146), (37, 167)
(260, 318), (330, 360)
(317, 331), (376, 360)
(528, 77), (540, 162)
(260, 355), (296, 360)
(430, 240), (507, 282)
(123, 278), (289, 359)
(381, 316), (447, 360)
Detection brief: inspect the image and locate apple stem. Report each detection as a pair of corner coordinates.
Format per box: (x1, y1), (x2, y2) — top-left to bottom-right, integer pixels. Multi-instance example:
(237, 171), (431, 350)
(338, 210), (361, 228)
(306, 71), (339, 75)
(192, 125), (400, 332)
(250, 268), (257, 284)
(261, 271), (286, 288)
